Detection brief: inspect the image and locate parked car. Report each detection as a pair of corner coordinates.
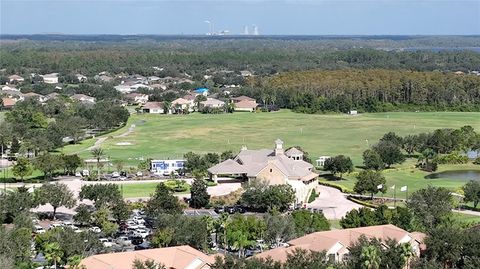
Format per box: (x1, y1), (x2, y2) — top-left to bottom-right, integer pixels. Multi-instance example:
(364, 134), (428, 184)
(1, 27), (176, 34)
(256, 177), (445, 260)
(235, 205), (246, 214)
(225, 206), (236, 214)
(34, 225), (46, 234)
(116, 236), (132, 246)
(99, 238), (113, 248)
(48, 223), (63, 230)
(214, 206), (225, 214)
(134, 229), (150, 239)
(112, 172), (120, 178)
(88, 226), (101, 233)
(130, 236), (144, 245)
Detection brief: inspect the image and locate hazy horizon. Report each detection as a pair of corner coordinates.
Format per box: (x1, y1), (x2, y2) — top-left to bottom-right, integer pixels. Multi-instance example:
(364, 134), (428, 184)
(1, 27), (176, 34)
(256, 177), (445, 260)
(1, 0), (479, 36)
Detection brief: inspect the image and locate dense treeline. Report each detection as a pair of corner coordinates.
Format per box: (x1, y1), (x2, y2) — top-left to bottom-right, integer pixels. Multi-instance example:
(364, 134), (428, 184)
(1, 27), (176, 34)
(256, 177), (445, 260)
(238, 69), (480, 112)
(0, 98), (129, 156)
(1, 44), (480, 77)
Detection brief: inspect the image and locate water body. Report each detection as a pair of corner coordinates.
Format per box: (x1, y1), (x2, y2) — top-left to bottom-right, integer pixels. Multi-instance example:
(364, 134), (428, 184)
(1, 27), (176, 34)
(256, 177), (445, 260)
(425, 170), (480, 181)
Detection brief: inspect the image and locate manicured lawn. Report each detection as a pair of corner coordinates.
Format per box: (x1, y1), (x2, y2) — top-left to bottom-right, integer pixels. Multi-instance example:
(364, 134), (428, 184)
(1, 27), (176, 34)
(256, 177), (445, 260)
(451, 212), (480, 225)
(62, 110), (480, 166)
(321, 161), (480, 198)
(120, 181), (190, 198)
(60, 110), (480, 198)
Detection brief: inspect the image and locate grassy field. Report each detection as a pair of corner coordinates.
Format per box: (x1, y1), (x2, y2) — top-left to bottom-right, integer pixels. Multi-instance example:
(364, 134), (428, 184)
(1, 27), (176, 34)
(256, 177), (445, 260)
(59, 110), (480, 197)
(62, 110), (480, 166)
(322, 162), (480, 198)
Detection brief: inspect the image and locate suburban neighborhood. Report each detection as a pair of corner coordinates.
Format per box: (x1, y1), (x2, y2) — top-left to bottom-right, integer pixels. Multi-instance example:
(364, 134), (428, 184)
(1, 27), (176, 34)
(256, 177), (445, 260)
(0, 15), (480, 269)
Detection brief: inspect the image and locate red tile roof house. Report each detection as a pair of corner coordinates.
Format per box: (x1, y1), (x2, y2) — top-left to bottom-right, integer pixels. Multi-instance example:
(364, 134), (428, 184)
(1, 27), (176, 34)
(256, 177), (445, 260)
(231, 96), (258, 112)
(80, 245), (217, 269)
(142, 101), (167, 114)
(1, 97), (17, 109)
(254, 224), (425, 265)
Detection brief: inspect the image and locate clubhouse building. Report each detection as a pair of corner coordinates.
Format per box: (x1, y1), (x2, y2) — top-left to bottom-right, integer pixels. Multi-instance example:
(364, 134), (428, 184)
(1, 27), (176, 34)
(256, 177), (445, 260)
(208, 139), (318, 205)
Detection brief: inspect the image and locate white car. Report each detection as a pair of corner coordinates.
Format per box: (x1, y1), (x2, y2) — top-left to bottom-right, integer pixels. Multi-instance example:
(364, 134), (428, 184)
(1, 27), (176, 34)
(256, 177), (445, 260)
(34, 225), (46, 234)
(99, 238), (113, 248)
(112, 172), (120, 178)
(62, 221), (73, 226)
(88, 226), (101, 233)
(133, 216), (145, 224)
(134, 229), (150, 239)
(49, 223), (63, 230)
(116, 236), (132, 246)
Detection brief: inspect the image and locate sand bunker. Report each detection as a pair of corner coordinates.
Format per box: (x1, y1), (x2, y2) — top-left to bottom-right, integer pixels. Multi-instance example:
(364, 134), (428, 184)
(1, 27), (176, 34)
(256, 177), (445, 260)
(116, 142), (133, 146)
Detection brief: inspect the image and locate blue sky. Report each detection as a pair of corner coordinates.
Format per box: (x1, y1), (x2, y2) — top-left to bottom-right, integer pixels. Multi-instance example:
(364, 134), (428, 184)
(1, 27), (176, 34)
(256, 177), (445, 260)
(1, 0), (479, 35)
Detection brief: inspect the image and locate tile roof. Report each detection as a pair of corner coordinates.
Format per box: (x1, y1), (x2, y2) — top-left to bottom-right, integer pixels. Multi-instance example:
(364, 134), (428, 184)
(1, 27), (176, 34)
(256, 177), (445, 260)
(208, 141), (315, 180)
(143, 101), (164, 109)
(256, 225), (423, 263)
(231, 95), (256, 102)
(80, 245), (215, 269)
(234, 100), (258, 109)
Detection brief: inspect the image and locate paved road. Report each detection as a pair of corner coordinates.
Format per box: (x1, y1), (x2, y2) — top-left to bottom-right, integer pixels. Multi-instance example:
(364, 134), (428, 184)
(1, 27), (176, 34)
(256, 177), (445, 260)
(14, 177), (241, 216)
(306, 185), (362, 220)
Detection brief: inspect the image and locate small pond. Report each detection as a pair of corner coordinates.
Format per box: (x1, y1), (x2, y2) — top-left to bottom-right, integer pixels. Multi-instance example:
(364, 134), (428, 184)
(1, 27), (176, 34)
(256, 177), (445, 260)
(425, 170), (480, 181)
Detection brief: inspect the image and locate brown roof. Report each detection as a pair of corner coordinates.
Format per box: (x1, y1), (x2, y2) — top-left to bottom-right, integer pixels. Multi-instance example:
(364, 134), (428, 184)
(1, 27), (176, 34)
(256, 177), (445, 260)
(80, 245), (215, 269)
(234, 100), (257, 109)
(256, 225), (422, 263)
(1, 97), (16, 107)
(231, 95), (255, 102)
(143, 101), (164, 109)
(183, 94), (196, 101)
(23, 92), (43, 98)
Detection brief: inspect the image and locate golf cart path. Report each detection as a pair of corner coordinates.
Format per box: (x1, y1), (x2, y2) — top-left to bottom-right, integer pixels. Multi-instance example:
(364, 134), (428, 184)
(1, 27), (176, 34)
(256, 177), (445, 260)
(74, 124), (136, 153)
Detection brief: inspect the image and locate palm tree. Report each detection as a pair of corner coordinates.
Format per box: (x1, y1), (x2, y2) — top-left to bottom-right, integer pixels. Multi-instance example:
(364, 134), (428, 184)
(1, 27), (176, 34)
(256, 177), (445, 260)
(44, 242), (63, 268)
(231, 230), (250, 258)
(163, 101), (171, 114)
(132, 258), (166, 269)
(91, 147), (105, 180)
(399, 243), (414, 269)
(67, 255), (83, 269)
(360, 245), (381, 269)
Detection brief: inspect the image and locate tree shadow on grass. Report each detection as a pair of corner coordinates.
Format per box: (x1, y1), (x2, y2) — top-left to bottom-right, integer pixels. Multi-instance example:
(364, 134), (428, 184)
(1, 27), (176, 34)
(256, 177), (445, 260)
(320, 174), (346, 181)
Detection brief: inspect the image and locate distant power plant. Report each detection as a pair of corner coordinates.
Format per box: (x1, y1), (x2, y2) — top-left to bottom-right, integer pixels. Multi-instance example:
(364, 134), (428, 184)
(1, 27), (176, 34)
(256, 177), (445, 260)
(252, 25), (259, 35)
(242, 25), (259, 35)
(204, 20), (258, 35)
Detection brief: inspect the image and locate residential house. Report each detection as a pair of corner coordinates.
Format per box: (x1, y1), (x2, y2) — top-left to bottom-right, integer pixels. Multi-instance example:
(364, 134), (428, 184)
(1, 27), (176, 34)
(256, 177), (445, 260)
(46, 92), (61, 100)
(142, 101), (166, 114)
(208, 139), (318, 204)
(0, 88), (24, 101)
(194, 87), (209, 96)
(125, 93), (149, 104)
(151, 159), (185, 175)
(8, 75), (24, 83)
(200, 98), (225, 109)
(70, 94), (96, 104)
(172, 97), (194, 113)
(1, 85), (20, 92)
(150, 83), (168, 90)
(95, 74), (114, 82)
(41, 73), (59, 84)
(115, 81), (152, 94)
(231, 96), (258, 112)
(80, 245), (216, 269)
(1, 97), (16, 109)
(76, 74), (87, 82)
(255, 224), (425, 264)
(148, 76), (161, 82)
(23, 92), (47, 103)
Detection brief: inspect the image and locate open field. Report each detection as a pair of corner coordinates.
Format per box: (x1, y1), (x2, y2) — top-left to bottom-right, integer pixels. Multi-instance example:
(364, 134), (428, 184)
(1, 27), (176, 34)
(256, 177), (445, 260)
(322, 162), (480, 198)
(62, 110), (480, 166)
(59, 110), (480, 198)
